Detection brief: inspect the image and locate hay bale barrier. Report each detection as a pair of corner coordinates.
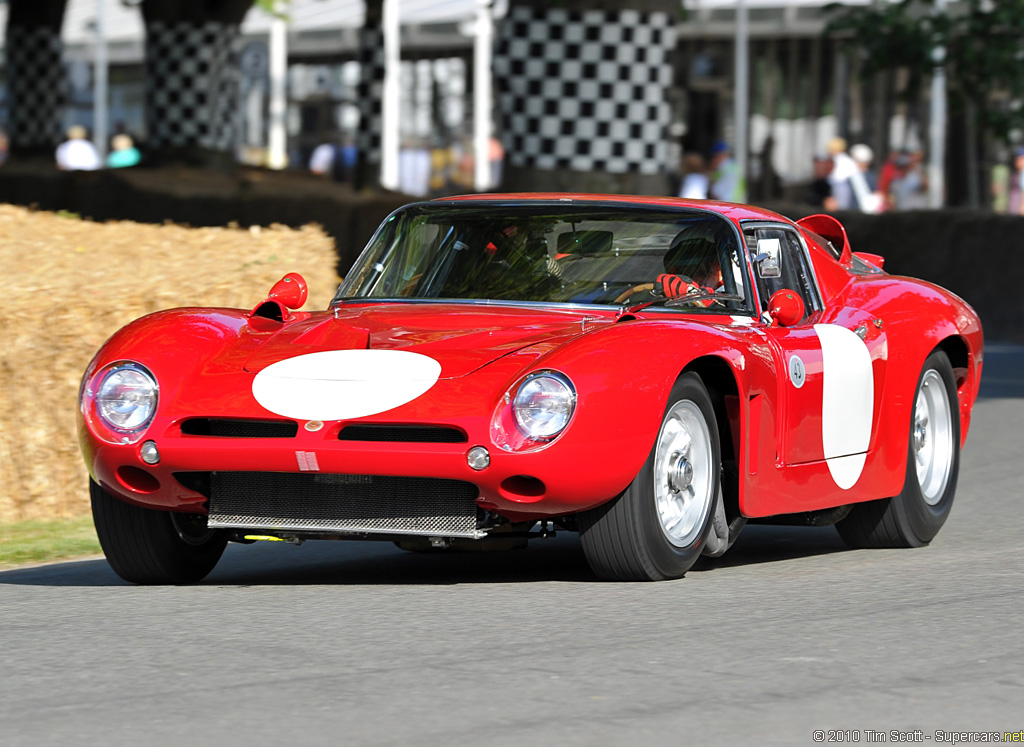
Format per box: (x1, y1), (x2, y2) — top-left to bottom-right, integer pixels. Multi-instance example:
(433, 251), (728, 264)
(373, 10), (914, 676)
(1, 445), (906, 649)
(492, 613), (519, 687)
(0, 204), (339, 522)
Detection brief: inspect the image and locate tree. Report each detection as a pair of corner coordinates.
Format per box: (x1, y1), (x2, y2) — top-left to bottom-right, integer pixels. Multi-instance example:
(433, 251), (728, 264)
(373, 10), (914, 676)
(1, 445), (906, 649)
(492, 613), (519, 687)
(3, 0), (70, 159)
(494, 0), (680, 194)
(827, 0), (1024, 206)
(140, 0), (257, 167)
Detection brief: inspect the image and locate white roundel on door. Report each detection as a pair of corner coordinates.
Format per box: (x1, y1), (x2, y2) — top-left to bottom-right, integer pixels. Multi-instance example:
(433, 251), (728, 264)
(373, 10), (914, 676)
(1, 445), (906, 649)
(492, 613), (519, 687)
(252, 349), (442, 421)
(814, 324), (874, 489)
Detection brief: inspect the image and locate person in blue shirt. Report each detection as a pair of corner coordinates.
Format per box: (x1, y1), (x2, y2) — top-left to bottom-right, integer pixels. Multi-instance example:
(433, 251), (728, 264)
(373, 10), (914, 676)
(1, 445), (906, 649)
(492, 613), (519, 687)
(107, 134), (141, 168)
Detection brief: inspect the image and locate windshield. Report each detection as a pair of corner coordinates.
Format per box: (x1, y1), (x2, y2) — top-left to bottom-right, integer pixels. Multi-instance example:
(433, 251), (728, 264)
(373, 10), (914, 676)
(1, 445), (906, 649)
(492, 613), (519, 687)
(333, 203), (751, 312)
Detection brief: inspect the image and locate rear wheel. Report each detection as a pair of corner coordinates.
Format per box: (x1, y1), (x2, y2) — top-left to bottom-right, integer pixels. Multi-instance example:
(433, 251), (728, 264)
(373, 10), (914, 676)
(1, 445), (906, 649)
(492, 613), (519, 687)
(91, 479), (227, 584)
(579, 373), (719, 580)
(836, 350), (960, 548)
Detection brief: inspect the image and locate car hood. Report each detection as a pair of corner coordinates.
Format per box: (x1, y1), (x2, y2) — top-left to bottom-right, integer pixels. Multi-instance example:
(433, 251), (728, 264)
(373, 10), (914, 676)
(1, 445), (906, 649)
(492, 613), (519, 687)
(242, 302), (612, 378)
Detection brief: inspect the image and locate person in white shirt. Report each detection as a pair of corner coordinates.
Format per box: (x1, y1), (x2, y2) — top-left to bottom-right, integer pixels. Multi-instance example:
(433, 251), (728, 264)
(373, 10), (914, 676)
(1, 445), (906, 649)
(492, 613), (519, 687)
(678, 153), (709, 199)
(827, 136), (877, 212)
(55, 125), (101, 171)
(308, 142), (336, 176)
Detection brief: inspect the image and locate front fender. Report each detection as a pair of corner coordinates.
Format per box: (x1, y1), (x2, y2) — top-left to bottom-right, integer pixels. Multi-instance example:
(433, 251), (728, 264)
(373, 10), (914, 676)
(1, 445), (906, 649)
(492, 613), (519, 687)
(478, 318), (761, 512)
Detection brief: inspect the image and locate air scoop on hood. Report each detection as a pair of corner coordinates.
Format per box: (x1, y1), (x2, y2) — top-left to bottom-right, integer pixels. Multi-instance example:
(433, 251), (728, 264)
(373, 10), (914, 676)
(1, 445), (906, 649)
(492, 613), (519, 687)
(252, 349), (442, 421)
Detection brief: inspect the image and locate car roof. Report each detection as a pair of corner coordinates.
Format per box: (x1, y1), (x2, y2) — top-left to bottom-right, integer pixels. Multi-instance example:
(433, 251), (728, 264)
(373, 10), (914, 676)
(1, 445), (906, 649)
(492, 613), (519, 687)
(433, 193), (792, 224)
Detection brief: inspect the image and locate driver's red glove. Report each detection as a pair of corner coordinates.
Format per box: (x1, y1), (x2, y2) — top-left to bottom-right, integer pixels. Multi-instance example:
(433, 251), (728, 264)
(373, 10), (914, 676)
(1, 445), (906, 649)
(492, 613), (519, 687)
(656, 273), (695, 298)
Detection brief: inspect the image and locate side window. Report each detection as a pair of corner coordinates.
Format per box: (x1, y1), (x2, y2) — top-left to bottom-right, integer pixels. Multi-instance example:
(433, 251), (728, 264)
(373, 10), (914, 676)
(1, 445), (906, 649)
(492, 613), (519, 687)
(745, 226), (819, 322)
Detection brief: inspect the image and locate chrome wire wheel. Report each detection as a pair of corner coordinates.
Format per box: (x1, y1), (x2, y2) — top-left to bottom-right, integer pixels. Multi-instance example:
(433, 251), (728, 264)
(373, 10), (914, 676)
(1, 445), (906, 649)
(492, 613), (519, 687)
(653, 401), (714, 547)
(914, 369), (954, 505)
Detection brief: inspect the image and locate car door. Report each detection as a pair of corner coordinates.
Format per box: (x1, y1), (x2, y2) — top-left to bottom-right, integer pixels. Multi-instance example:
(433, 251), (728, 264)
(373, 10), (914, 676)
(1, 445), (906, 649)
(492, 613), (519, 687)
(745, 223), (878, 493)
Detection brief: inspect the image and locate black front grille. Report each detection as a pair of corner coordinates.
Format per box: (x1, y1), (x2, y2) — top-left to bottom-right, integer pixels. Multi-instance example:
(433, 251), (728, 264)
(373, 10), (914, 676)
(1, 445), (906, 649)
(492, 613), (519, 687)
(338, 424), (467, 443)
(180, 418), (298, 438)
(207, 472), (481, 537)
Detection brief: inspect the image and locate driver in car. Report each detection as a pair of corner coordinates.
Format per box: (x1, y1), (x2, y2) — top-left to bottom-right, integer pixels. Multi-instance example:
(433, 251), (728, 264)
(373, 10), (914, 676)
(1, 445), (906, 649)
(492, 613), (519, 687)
(654, 235), (724, 305)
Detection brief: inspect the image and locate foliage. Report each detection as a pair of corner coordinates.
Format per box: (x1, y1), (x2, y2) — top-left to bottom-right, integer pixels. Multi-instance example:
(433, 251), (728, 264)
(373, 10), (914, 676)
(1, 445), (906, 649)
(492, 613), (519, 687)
(0, 517), (101, 569)
(826, 0), (1024, 144)
(826, 0), (936, 103)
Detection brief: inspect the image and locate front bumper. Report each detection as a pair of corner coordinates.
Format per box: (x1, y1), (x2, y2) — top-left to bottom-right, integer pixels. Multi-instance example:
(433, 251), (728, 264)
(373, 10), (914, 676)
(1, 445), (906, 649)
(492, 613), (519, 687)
(80, 415), (641, 533)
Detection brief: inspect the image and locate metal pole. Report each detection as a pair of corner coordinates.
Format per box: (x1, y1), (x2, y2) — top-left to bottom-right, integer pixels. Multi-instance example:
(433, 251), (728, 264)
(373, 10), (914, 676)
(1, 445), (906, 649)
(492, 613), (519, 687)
(93, 0), (109, 161)
(734, 0), (748, 202)
(928, 0), (947, 208)
(473, 0), (493, 192)
(268, 13), (288, 169)
(380, 0), (401, 190)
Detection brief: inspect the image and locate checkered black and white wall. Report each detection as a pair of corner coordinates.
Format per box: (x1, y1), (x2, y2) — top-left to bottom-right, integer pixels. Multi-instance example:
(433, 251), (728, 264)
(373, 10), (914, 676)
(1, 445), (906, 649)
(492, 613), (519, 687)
(495, 6), (676, 175)
(356, 25), (385, 166)
(4, 26), (66, 151)
(145, 21), (242, 152)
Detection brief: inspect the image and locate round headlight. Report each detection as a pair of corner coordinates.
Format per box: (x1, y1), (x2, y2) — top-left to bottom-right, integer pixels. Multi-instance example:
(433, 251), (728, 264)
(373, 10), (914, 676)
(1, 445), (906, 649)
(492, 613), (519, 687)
(95, 364), (158, 432)
(512, 371), (576, 441)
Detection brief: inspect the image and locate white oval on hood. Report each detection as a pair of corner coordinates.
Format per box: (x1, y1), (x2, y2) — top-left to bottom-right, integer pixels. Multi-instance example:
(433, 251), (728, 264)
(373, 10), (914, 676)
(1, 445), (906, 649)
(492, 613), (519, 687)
(252, 350), (442, 421)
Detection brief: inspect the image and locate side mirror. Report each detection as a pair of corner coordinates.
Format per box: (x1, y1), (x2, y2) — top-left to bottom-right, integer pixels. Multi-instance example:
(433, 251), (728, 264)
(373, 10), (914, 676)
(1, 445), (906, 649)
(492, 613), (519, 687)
(268, 272), (308, 310)
(753, 252), (780, 279)
(768, 289), (805, 328)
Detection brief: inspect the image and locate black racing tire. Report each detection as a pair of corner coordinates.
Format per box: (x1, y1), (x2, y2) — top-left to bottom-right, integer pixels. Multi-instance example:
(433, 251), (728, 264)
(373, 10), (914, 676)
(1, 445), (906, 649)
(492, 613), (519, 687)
(578, 373), (720, 581)
(836, 350), (960, 549)
(90, 479), (227, 584)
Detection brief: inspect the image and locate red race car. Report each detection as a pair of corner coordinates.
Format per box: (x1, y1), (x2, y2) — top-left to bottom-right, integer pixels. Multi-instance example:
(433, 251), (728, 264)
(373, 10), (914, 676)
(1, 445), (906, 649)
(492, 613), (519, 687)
(79, 194), (983, 583)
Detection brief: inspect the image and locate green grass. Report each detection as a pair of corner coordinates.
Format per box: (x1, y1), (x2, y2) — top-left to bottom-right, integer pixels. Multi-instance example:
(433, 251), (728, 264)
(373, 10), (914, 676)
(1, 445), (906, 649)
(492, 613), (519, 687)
(0, 516), (102, 569)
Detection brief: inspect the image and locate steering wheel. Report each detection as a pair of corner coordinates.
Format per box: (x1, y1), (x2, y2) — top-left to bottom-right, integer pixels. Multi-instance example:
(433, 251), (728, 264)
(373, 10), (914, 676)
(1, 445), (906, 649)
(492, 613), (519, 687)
(613, 283), (655, 304)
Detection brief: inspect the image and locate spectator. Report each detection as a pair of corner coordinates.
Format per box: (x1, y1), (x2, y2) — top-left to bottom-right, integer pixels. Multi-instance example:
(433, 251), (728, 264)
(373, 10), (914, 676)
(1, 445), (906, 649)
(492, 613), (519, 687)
(678, 153), (709, 199)
(310, 139), (358, 183)
(55, 125), (100, 171)
(0, 130), (8, 165)
(709, 141), (744, 202)
(850, 143), (882, 213)
(489, 136), (505, 189)
(890, 150), (929, 210)
(878, 149), (903, 212)
(804, 154), (837, 211)
(398, 140), (432, 197)
(826, 137), (858, 210)
(107, 134), (140, 168)
(1007, 148), (1024, 215)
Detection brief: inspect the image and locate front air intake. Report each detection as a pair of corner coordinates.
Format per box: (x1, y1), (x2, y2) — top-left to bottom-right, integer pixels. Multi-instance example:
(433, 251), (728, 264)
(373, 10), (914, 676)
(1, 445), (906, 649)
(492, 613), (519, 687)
(180, 418), (299, 438)
(207, 472), (481, 538)
(338, 424), (467, 443)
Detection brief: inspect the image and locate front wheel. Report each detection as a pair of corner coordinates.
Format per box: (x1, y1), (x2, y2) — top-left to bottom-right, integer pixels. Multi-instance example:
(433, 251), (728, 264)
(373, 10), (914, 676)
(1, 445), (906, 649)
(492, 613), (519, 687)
(579, 373), (720, 580)
(836, 350), (960, 548)
(91, 479), (227, 584)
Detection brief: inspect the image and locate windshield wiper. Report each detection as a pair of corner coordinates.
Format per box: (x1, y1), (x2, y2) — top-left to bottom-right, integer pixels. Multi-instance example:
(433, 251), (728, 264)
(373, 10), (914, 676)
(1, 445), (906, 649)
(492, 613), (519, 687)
(623, 292), (745, 315)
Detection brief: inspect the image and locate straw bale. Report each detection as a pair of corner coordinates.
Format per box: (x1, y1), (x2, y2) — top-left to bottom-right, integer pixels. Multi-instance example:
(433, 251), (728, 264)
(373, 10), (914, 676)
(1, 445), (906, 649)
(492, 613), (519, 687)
(0, 204), (340, 521)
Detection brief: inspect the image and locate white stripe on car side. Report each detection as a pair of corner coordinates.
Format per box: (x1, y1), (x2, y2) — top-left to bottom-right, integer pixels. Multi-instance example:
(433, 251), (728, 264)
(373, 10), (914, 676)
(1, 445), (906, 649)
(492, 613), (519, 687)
(815, 323), (874, 489)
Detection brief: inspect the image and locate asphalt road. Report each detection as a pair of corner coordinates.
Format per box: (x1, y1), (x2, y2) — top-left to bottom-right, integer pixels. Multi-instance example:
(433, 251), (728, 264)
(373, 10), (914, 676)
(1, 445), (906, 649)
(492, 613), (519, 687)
(2, 349), (1023, 746)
